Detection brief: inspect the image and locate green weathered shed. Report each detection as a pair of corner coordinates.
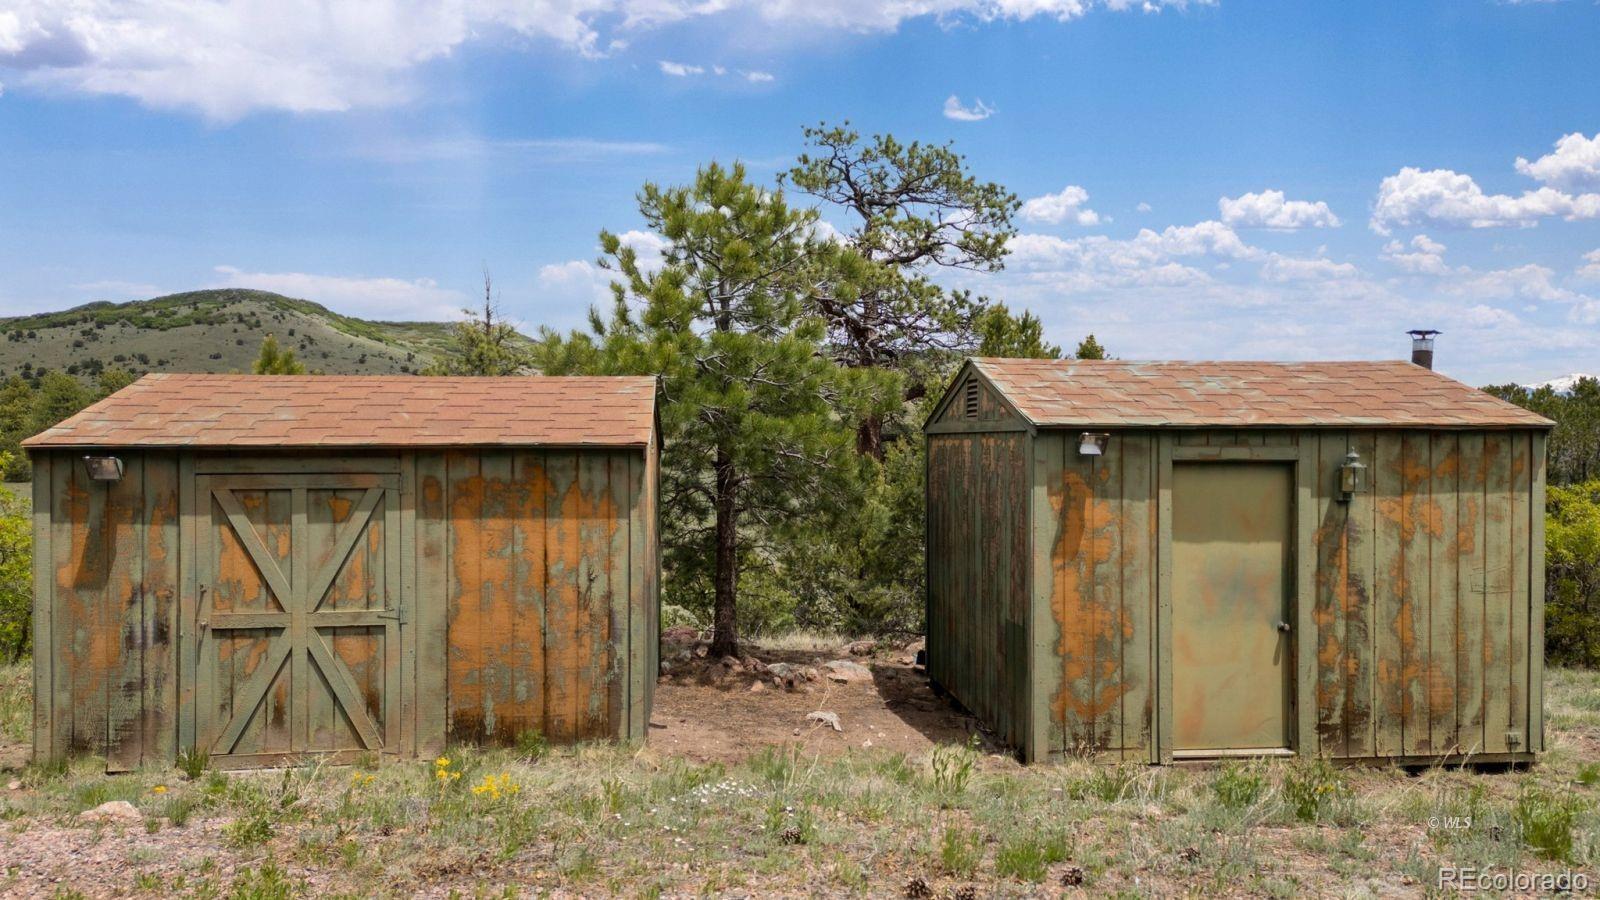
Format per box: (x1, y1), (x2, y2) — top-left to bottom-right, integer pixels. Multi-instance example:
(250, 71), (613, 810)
(25, 374), (659, 770)
(925, 357), (1553, 764)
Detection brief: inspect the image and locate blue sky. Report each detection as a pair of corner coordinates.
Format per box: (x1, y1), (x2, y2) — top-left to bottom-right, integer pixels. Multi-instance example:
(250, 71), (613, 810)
(1, 0), (1598, 384)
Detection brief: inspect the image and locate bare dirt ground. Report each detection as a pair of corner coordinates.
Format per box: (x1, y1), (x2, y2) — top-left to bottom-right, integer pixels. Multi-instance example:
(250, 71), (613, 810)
(650, 633), (989, 763)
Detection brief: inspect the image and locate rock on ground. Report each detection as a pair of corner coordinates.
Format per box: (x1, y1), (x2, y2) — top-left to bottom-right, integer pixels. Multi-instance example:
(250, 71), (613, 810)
(78, 800), (142, 825)
(805, 711), (843, 732)
(823, 659), (873, 683)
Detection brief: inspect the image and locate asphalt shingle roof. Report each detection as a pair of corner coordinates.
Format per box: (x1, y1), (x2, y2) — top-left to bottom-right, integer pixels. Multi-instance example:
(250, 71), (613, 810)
(23, 374), (658, 448)
(970, 358), (1553, 429)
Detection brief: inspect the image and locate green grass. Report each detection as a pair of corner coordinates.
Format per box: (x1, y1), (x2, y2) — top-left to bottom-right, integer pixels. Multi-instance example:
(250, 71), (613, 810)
(0, 662), (27, 743)
(0, 666), (1596, 896)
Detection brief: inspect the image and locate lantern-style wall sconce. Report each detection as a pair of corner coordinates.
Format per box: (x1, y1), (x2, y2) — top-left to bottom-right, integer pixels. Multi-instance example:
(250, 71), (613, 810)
(1338, 449), (1366, 502)
(82, 456), (124, 483)
(1077, 432), (1110, 457)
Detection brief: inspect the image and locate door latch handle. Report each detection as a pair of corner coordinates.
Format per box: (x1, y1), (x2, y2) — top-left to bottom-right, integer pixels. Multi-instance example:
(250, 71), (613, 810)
(1276, 621), (1292, 633)
(377, 608), (404, 623)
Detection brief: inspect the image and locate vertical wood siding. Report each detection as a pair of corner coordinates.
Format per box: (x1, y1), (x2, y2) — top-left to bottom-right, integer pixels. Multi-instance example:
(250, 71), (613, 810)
(36, 444), (658, 767)
(423, 448), (653, 747)
(36, 450), (180, 768)
(1031, 430), (1158, 762)
(926, 432), (1030, 750)
(976, 427), (1548, 763)
(1309, 430), (1538, 759)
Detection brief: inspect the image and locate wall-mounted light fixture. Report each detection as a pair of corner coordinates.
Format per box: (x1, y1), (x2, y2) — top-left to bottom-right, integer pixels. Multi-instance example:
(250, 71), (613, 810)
(82, 456), (124, 483)
(1077, 432), (1110, 457)
(1338, 449), (1366, 502)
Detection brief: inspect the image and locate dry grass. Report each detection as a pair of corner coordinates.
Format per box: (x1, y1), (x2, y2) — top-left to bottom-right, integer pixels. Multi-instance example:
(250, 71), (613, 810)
(753, 630), (859, 653)
(0, 665), (1596, 897)
(0, 660), (29, 744)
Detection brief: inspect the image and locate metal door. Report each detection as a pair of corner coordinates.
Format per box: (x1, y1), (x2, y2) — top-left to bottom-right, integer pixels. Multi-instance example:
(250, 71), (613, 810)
(1172, 463), (1293, 753)
(194, 472), (402, 766)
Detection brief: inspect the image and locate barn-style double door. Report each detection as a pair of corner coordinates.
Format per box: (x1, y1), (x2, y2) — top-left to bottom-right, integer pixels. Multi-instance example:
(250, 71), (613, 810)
(193, 472), (404, 766)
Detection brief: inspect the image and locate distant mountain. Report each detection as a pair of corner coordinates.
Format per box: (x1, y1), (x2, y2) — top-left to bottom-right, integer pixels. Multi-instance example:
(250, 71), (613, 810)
(1524, 373), (1597, 395)
(0, 289), (528, 383)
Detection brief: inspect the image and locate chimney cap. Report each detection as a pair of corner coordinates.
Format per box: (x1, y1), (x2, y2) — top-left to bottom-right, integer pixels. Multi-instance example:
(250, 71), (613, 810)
(1407, 329), (1441, 339)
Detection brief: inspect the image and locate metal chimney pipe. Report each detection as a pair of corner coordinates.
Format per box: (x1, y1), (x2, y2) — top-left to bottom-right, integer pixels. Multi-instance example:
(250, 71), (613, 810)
(1407, 329), (1440, 369)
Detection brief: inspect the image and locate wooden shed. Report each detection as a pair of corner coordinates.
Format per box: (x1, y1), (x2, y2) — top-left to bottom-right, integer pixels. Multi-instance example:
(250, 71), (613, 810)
(925, 358), (1552, 765)
(24, 374), (659, 770)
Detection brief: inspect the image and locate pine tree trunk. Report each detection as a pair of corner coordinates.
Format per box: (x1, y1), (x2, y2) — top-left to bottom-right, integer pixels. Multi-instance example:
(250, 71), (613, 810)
(856, 413), (885, 460)
(709, 444), (740, 659)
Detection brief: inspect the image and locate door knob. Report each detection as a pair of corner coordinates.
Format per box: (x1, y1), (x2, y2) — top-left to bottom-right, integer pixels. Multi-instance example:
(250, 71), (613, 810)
(1276, 621), (1292, 633)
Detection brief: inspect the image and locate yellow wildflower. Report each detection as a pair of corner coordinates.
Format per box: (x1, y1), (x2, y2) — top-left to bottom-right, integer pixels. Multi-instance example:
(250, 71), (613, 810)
(151, 785), (168, 794)
(470, 772), (518, 801)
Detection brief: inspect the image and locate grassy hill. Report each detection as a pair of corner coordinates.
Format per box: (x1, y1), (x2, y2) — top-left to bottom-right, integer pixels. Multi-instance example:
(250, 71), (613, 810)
(0, 289), (508, 382)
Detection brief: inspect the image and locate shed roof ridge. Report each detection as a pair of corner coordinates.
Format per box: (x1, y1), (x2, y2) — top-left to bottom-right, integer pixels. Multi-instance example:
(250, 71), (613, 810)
(23, 373), (659, 449)
(964, 356), (1552, 429)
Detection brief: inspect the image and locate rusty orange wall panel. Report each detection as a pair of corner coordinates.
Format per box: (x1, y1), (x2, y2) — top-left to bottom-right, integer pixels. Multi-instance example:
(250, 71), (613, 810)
(1299, 429), (1541, 763)
(1030, 430), (1157, 763)
(35, 443), (658, 770)
(433, 447), (653, 748)
(34, 449), (182, 768)
(925, 422), (1549, 765)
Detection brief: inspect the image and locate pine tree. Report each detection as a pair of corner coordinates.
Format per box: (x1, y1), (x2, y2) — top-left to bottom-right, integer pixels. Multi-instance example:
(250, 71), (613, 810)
(974, 303), (1062, 359)
(538, 162), (892, 657)
(1074, 334), (1108, 360)
(423, 273), (530, 376)
(783, 123), (1020, 456)
(0, 378), (33, 480)
(252, 334), (306, 374)
(29, 372), (90, 438)
(97, 367), (137, 394)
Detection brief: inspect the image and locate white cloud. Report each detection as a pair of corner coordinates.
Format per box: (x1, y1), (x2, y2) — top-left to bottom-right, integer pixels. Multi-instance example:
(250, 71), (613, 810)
(1515, 132), (1600, 191)
(1456, 304), (1519, 328)
(1259, 255), (1358, 282)
(933, 202), (1600, 384)
(1136, 202), (1152, 213)
(946, 210), (1599, 383)
(535, 259), (615, 307)
(1451, 263), (1579, 305)
(0, 1), (1206, 118)
(1381, 234), (1452, 275)
(1578, 249), (1600, 282)
(942, 94), (994, 122)
(0, 2), (613, 120)
(1218, 190), (1341, 230)
(659, 61), (775, 83)
(1001, 219), (1272, 295)
(611, 229), (669, 272)
(1019, 185), (1101, 225)
(810, 219), (847, 244)
(210, 265), (467, 320)
(1367, 131), (1600, 238)
(531, 230), (667, 322)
